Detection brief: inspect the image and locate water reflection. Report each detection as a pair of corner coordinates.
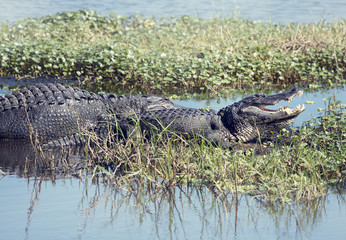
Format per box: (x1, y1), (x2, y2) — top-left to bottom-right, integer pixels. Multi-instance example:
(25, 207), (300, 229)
(0, 140), (87, 179)
(0, 86), (345, 239)
(1, 173), (344, 240)
(0, 140), (345, 239)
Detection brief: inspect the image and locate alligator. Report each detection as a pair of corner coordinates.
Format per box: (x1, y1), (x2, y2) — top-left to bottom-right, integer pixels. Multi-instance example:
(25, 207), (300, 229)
(0, 83), (178, 146)
(0, 139), (87, 177)
(119, 88), (306, 149)
(0, 84), (305, 149)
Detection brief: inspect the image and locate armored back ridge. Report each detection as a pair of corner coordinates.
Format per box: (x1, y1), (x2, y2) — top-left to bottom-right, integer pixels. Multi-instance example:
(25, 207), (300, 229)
(0, 84), (305, 148)
(105, 94), (179, 119)
(0, 83), (178, 146)
(0, 83), (107, 141)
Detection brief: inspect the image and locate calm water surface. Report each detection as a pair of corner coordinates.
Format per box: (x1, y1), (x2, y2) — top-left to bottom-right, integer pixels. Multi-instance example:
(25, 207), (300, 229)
(0, 0), (345, 23)
(0, 0), (345, 239)
(0, 175), (345, 240)
(0, 86), (345, 239)
(174, 87), (346, 127)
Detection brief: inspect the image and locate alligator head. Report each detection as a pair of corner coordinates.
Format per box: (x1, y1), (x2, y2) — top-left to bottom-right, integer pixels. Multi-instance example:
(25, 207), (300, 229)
(218, 87), (305, 142)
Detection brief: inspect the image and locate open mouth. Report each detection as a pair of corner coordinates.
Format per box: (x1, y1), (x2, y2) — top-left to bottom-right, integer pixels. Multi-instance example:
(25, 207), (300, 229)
(260, 104), (305, 114)
(259, 88), (305, 115)
(242, 87), (306, 124)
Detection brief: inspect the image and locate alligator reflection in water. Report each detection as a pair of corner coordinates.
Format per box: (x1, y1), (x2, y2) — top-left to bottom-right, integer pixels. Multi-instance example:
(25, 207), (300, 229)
(0, 86), (345, 239)
(1, 143), (345, 239)
(1, 171), (345, 240)
(0, 140), (87, 178)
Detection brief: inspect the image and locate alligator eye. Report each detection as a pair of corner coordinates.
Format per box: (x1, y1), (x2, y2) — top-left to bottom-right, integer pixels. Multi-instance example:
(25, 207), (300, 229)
(254, 93), (265, 98)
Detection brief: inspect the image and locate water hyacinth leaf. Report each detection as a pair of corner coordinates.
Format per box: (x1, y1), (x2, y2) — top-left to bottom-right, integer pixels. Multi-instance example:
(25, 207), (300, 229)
(0, 10), (345, 93)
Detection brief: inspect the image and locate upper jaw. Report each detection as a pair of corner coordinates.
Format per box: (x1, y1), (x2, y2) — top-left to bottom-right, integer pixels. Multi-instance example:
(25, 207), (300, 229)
(242, 87), (306, 122)
(255, 87), (304, 105)
(271, 87), (304, 103)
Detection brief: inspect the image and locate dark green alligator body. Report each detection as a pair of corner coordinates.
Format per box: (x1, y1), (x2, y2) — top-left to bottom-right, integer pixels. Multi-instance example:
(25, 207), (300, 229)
(120, 88), (305, 148)
(0, 83), (177, 146)
(0, 84), (305, 148)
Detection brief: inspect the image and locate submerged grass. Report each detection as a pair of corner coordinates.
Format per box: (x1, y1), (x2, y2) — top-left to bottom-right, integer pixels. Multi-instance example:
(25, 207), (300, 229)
(0, 10), (345, 94)
(80, 98), (345, 204)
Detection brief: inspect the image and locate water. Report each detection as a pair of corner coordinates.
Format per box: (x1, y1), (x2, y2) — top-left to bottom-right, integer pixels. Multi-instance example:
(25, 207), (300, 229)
(0, 1), (345, 238)
(174, 87), (346, 127)
(0, 86), (345, 239)
(0, 174), (345, 240)
(0, 0), (345, 24)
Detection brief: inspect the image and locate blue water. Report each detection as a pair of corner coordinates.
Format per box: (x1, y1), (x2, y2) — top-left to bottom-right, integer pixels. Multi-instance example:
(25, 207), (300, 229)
(0, 1), (345, 239)
(0, 0), (345, 24)
(0, 86), (345, 239)
(0, 175), (345, 240)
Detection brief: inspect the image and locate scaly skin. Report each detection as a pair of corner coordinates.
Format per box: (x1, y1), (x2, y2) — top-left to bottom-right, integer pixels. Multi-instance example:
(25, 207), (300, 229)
(0, 83), (177, 145)
(120, 87), (306, 148)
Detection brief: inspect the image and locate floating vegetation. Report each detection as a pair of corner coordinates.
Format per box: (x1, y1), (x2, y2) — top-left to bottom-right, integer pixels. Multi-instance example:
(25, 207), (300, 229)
(0, 10), (345, 94)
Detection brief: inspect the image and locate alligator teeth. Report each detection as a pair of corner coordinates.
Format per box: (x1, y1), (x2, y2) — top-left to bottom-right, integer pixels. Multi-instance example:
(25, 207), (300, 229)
(291, 104), (306, 112)
(287, 89), (303, 102)
(276, 104), (306, 115)
(278, 106), (288, 112)
(270, 104), (305, 114)
(296, 104), (306, 110)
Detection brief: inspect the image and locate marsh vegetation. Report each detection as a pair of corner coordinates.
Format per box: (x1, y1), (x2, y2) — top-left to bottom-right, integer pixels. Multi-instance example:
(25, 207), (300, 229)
(0, 10), (345, 204)
(1, 96), (342, 204)
(0, 10), (345, 95)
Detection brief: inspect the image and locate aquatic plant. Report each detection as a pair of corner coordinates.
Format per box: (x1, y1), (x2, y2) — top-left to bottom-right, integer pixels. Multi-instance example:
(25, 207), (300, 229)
(0, 10), (345, 94)
(79, 97), (345, 204)
(1, 95), (343, 204)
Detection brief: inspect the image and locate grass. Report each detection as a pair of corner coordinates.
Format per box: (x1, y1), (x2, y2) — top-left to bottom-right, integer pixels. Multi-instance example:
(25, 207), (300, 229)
(0, 10), (345, 95)
(1, 88), (342, 204)
(0, 9), (344, 204)
(75, 97), (345, 204)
